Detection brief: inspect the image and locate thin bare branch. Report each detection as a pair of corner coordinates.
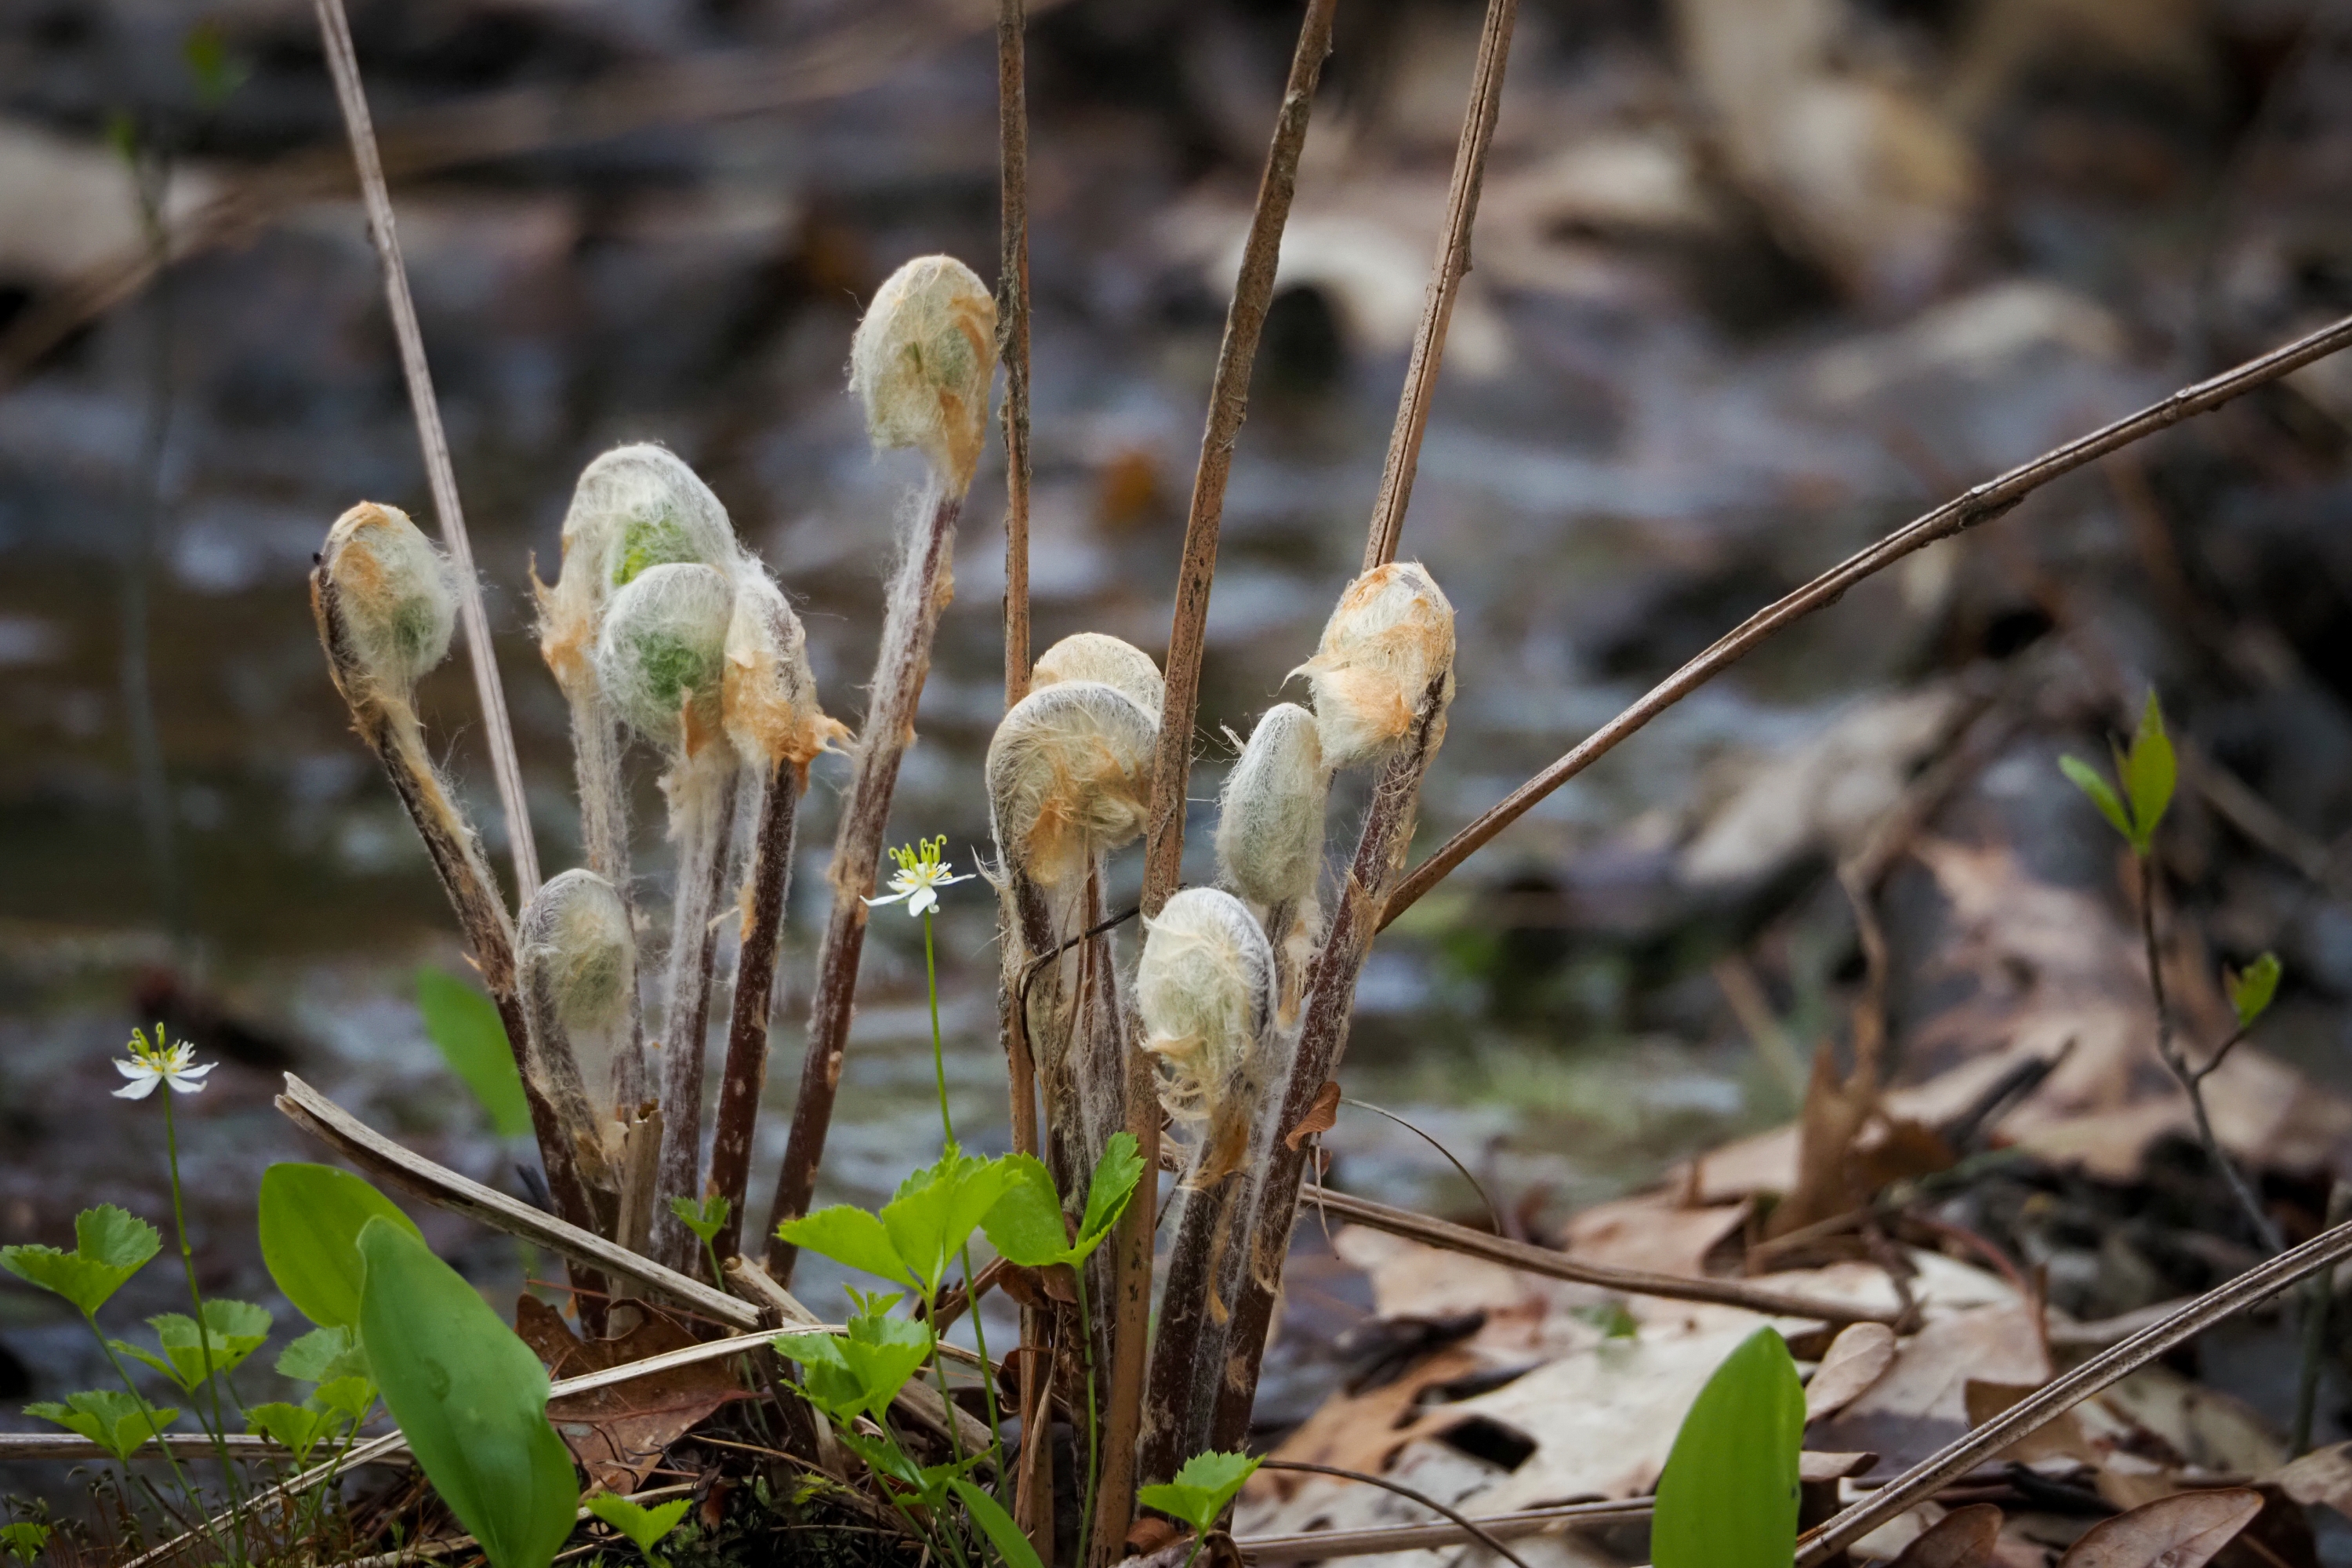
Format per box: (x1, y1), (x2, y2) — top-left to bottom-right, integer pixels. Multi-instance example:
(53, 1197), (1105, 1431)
(1000, 0), (1034, 710)
(1301, 1186), (1900, 1326)
(1138, 0), (1338, 914)
(1361, 0), (1519, 572)
(707, 764), (804, 1263)
(1232, 1499), (1653, 1563)
(313, 0), (538, 898)
(1382, 308), (2352, 926)
(1795, 1213), (2352, 1564)
(767, 481), (965, 1281)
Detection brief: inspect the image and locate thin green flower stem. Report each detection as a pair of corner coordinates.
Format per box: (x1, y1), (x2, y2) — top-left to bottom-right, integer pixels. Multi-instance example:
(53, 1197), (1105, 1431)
(927, 909), (953, 1146)
(1073, 1266), (1102, 1565)
(881, 1411), (969, 1568)
(79, 1321), (197, 1540)
(161, 1084), (249, 1559)
(701, 1237), (726, 1292)
(956, 1247), (1004, 1493)
(297, 1403), (373, 1544)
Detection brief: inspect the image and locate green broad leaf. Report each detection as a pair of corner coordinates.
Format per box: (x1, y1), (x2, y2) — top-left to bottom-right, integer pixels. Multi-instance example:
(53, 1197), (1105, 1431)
(0, 1206), (161, 1318)
(1076, 1133), (1145, 1250)
(260, 1163), (422, 1330)
(769, 1330), (863, 1425)
(1650, 1325), (1805, 1568)
(1137, 1450), (1263, 1537)
(2228, 952), (2283, 1029)
(883, 1148), (1018, 1297)
(667, 1195), (729, 1245)
(980, 1155), (1073, 1270)
(952, 1478), (1047, 1568)
(358, 1218), (580, 1568)
(1, 1519), (49, 1566)
(772, 1311), (935, 1428)
(246, 1401), (336, 1465)
(24, 1391), (177, 1463)
(277, 1323), (368, 1384)
(775, 1206), (916, 1290)
(585, 1492), (690, 1564)
(2122, 691), (2176, 848)
(2060, 755), (2136, 845)
(416, 967), (532, 1139)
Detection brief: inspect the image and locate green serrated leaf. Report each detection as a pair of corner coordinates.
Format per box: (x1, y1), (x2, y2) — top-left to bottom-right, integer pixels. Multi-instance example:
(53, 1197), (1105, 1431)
(277, 1323), (369, 1384)
(953, 1479), (1046, 1568)
(2228, 952), (2283, 1030)
(260, 1163), (422, 1330)
(586, 1492), (690, 1564)
(358, 1218), (580, 1568)
(2122, 691), (2175, 848)
(311, 1375), (378, 1424)
(416, 968), (532, 1138)
(1076, 1133), (1145, 1250)
(979, 1155), (1072, 1269)
(773, 1310), (935, 1428)
(247, 1401), (336, 1465)
(126, 1299), (275, 1389)
(2060, 755), (2136, 845)
(0, 1206), (161, 1319)
(883, 1149), (1018, 1297)
(775, 1206), (916, 1290)
(1651, 1326), (1804, 1568)
(667, 1195), (729, 1245)
(1, 1519), (49, 1566)
(24, 1390), (177, 1463)
(1138, 1450), (1262, 1537)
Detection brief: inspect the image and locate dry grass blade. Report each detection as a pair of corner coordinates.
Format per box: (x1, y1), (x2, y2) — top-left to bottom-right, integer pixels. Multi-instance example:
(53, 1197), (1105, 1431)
(1381, 308), (2352, 927)
(1361, 0), (1519, 572)
(1232, 1500), (1654, 1563)
(1796, 1215), (2352, 1564)
(1303, 1186), (1901, 1325)
(312, 0), (539, 898)
(275, 1073), (757, 1331)
(1255, 1459), (1537, 1568)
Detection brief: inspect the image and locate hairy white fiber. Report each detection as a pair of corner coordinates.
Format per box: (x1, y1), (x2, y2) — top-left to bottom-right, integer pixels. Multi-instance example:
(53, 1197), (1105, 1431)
(1033, 632), (1165, 723)
(986, 679), (1156, 888)
(519, 869), (637, 1042)
(724, 568), (845, 770)
(318, 503), (456, 696)
(595, 562), (735, 757)
(1138, 888), (1276, 1181)
(849, 254), (999, 488)
(539, 443), (737, 691)
(1215, 702), (1327, 911)
(1294, 561), (1457, 767)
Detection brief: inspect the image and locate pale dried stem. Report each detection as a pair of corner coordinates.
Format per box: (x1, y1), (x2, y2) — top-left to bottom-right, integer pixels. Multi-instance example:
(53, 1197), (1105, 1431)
(706, 759), (804, 1264)
(766, 479), (964, 1281)
(1213, 679), (1448, 1449)
(1796, 1213), (2352, 1564)
(1234, 1500), (1654, 1563)
(1361, 0), (1519, 572)
(999, 0), (1033, 710)
(314, 0), (538, 898)
(310, 570), (604, 1299)
(1382, 308), (2352, 926)
(1000, 873), (1058, 1557)
(1138, 0), (1338, 913)
(650, 751), (743, 1275)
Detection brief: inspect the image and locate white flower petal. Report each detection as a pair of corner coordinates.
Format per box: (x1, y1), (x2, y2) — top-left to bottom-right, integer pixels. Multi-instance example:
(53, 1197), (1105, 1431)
(165, 1072), (211, 1094)
(114, 1058), (146, 1080)
(908, 887), (938, 917)
(863, 889), (912, 909)
(112, 1076), (162, 1100)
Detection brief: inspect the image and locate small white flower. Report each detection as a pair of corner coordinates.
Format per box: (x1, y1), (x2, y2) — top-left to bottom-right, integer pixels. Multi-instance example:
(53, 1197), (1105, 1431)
(113, 1030), (215, 1100)
(864, 836), (974, 920)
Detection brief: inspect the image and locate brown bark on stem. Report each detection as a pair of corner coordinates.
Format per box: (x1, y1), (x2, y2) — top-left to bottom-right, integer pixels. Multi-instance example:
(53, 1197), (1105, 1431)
(1361, 0), (1518, 572)
(1211, 676), (1450, 1449)
(998, 0), (1033, 712)
(706, 758), (804, 1264)
(765, 481), (964, 1281)
(649, 754), (742, 1276)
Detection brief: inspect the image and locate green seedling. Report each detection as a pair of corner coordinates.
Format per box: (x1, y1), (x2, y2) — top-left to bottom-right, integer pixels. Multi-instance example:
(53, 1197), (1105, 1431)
(585, 1492), (691, 1568)
(1138, 1450), (1264, 1568)
(23, 1391), (176, 1464)
(2060, 690), (2175, 855)
(1650, 1326), (1804, 1568)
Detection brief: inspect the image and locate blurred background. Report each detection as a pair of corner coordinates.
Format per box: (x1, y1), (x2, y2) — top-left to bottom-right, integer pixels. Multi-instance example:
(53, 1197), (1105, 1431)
(5, 0), (2352, 1483)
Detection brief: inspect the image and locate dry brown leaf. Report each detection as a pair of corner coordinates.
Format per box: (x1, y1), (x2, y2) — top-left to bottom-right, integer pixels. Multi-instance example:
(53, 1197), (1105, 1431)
(1965, 1379), (2098, 1466)
(1285, 1080), (1341, 1151)
(1560, 1192), (1751, 1278)
(2055, 1486), (2263, 1568)
(1770, 1036), (1881, 1239)
(1812, 1304), (2047, 1472)
(1805, 1322), (1898, 1423)
(2274, 1442), (2352, 1523)
(1888, 1503), (2005, 1568)
(517, 1295), (744, 1491)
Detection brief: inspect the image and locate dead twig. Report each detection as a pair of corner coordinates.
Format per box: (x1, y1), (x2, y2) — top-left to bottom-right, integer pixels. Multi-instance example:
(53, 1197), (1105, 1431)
(1795, 1212), (2352, 1564)
(313, 0), (538, 899)
(1298, 1186), (1900, 1326)
(1381, 309), (2352, 927)
(999, 0), (1034, 711)
(1232, 1498), (1653, 1563)
(1253, 1459), (1536, 1568)
(1360, 0), (1519, 572)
